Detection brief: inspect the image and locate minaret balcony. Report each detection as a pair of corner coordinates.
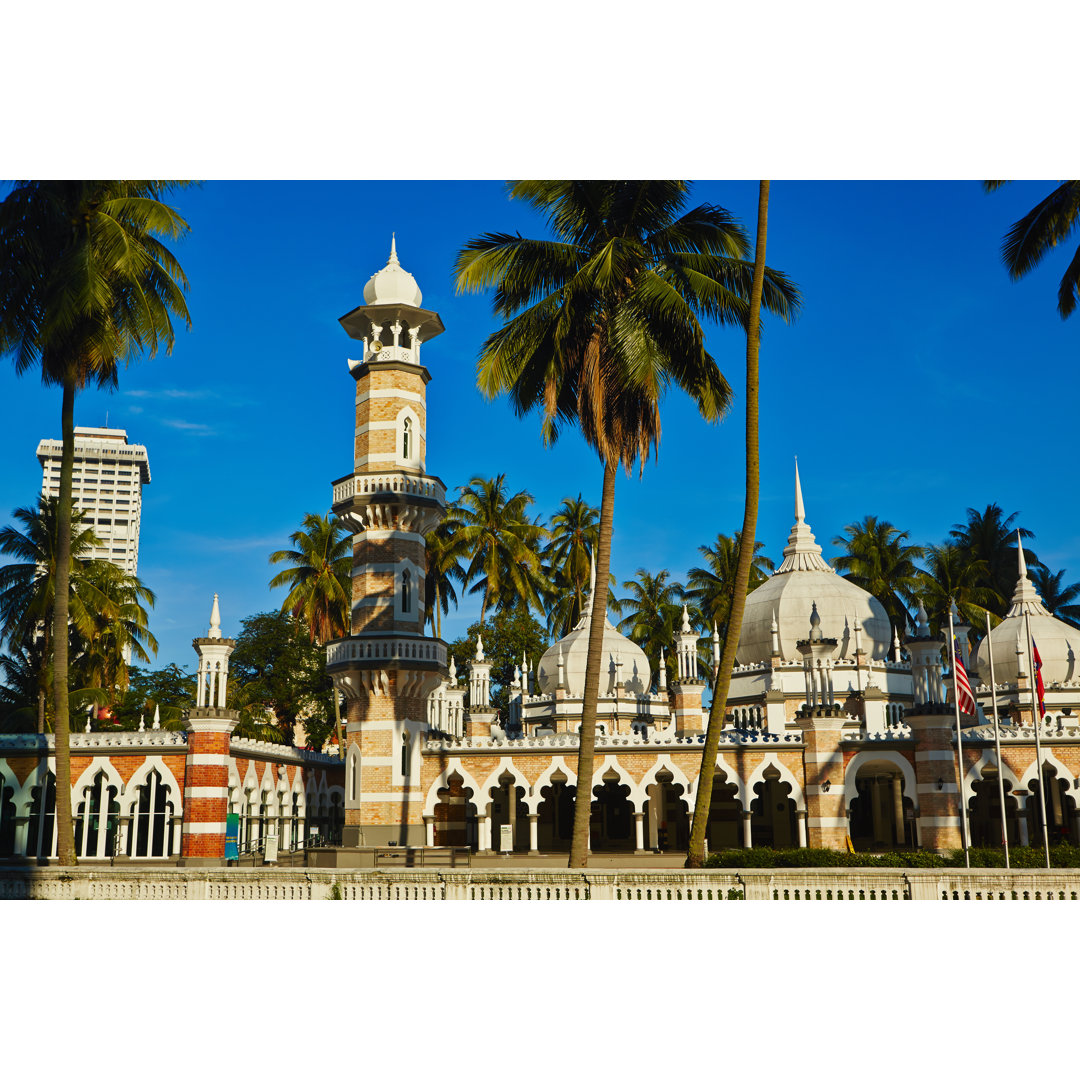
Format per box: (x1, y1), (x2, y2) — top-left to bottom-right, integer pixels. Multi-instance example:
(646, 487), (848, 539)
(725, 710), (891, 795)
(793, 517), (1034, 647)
(332, 470), (445, 506)
(327, 635), (447, 673)
(331, 470), (446, 535)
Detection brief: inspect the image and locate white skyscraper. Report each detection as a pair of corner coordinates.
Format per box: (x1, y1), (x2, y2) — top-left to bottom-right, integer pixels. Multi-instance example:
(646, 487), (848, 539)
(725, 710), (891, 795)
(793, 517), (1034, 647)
(36, 427), (151, 575)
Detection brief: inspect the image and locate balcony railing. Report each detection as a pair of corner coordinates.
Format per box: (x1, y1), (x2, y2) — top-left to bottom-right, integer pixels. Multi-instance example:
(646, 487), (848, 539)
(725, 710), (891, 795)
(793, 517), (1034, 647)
(327, 636), (446, 668)
(332, 471), (446, 506)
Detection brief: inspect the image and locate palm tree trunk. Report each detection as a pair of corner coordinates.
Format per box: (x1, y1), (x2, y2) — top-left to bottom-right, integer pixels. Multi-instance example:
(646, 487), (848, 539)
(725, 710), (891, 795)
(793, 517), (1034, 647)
(434, 578), (442, 640)
(687, 180), (770, 869)
(52, 378), (77, 865)
(568, 458), (616, 868)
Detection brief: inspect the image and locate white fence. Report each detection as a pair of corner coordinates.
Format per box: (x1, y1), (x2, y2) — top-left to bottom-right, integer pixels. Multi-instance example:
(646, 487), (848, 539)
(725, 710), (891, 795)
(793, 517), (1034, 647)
(2, 867), (1079, 901)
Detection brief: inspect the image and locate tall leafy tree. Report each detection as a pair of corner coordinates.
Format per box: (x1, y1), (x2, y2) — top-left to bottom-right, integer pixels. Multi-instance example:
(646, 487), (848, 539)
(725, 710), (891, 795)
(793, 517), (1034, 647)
(689, 181), (776, 868)
(613, 569), (686, 692)
(456, 180), (799, 868)
(1030, 566), (1080, 630)
(544, 495), (600, 638)
(0, 181), (192, 864)
(424, 507), (469, 640)
(686, 531), (773, 644)
(949, 504), (1038, 616)
(269, 512), (351, 755)
(918, 543), (1000, 635)
(0, 497), (102, 733)
(985, 181), (1080, 319)
(455, 475), (549, 624)
(832, 516), (926, 636)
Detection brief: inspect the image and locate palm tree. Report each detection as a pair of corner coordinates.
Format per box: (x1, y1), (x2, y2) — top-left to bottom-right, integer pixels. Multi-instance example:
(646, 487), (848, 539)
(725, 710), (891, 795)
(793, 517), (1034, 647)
(1030, 566), (1080, 630)
(0, 181), (192, 864)
(984, 181), (1080, 319)
(613, 569), (686, 691)
(544, 495), (600, 638)
(455, 475), (549, 624)
(71, 560), (157, 721)
(688, 181), (775, 868)
(832, 516), (926, 636)
(269, 512), (351, 755)
(0, 497), (102, 733)
(424, 509), (469, 640)
(456, 180), (799, 868)
(949, 504), (1038, 616)
(918, 543), (1000, 636)
(686, 531), (773, 644)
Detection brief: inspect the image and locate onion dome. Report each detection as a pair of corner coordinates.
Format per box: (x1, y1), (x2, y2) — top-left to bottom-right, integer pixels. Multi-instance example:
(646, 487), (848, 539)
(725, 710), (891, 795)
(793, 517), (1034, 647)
(362, 236), (423, 308)
(536, 561), (651, 696)
(736, 464), (892, 664)
(972, 538), (1080, 686)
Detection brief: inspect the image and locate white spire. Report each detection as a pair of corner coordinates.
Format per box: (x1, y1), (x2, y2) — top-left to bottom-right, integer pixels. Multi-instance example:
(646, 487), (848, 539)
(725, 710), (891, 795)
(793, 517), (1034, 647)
(138, 713), (145, 733)
(209, 593), (222, 639)
(475, 635), (485, 663)
(775, 462), (834, 575)
(389, 233), (399, 265)
(892, 624), (902, 661)
(448, 654), (457, 682)
(681, 604), (692, 633)
(659, 647), (668, 691)
(1007, 528), (1050, 618)
(152, 703), (161, 730)
(915, 600), (930, 636)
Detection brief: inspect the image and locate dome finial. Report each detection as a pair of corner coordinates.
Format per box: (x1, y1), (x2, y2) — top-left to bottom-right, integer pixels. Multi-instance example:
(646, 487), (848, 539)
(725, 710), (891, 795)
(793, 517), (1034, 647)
(776, 460), (833, 575)
(1017, 529), (1028, 580)
(209, 593), (221, 639)
(916, 600), (929, 636)
(389, 233), (399, 265)
(794, 457), (805, 524)
(681, 604), (691, 633)
(808, 602), (823, 642)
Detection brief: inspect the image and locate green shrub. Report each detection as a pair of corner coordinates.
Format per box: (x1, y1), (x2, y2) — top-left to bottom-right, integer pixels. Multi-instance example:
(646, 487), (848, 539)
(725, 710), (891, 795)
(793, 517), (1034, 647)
(703, 847), (947, 869)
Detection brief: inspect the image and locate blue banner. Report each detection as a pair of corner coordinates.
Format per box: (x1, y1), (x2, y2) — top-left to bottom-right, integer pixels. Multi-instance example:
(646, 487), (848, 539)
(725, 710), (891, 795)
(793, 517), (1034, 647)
(225, 813), (239, 860)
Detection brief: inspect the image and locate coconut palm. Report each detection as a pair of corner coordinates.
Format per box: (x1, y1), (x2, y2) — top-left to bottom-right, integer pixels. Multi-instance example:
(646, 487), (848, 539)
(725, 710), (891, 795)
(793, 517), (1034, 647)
(984, 181), (1080, 319)
(456, 180), (799, 868)
(71, 560), (157, 721)
(544, 495), (600, 638)
(686, 531), (773, 644)
(0, 181), (192, 864)
(832, 516), (926, 636)
(0, 497), (102, 733)
(917, 543), (1000, 636)
(455, 475), (549, 624)
(424, 508), (469, 640)
(269, 512), (351, 755)
(949, 504), (1038, 616)
(689, 181), (776, 867)
(613, 569), (687, 692)
(1030, 566), (1080, 630)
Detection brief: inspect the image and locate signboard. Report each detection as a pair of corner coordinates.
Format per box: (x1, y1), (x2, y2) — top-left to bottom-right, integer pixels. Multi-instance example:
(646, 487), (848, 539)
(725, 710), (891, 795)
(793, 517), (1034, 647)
(225, 814), (239, 861)
(499, 824), (513, 852)
(264, 830), (278, 863)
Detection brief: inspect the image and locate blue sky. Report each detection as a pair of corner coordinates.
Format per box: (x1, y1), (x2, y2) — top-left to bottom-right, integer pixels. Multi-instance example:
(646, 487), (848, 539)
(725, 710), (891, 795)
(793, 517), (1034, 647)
(1, 180), (1076, 672)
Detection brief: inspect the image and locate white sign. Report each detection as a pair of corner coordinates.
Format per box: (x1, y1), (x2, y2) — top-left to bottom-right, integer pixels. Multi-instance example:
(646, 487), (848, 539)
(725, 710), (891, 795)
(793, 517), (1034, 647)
(499, 824), (513, 852)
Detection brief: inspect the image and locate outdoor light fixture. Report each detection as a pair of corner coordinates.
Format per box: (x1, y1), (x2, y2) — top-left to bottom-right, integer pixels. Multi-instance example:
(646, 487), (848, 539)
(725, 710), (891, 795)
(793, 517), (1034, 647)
(937, 778), (945, 790)
(821, 779), (831, 792)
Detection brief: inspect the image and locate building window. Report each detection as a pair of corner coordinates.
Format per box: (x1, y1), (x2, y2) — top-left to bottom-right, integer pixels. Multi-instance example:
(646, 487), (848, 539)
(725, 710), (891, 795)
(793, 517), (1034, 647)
(127, 768), (176, 858)
(402, 416), (411, 460)
(401, 569), (411, 614)
(401, 732), (410, 776)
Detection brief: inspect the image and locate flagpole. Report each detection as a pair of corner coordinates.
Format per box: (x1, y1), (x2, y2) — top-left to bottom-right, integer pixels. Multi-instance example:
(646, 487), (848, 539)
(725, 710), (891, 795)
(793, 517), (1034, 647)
(947, 607), (970, 867)
(985, 610), (1009, 869)
(1023, 610), (1052, 869)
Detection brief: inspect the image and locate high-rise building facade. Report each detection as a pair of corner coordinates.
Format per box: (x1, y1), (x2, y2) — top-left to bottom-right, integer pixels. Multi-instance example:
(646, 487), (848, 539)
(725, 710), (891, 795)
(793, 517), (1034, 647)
(36, 427), (151, 575)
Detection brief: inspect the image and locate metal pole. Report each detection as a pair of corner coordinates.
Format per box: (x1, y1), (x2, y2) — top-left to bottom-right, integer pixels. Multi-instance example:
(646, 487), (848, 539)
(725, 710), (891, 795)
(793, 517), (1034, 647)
(985, 611), (1009, 869)
(947, 609), (971, 867)
(1023, 611), (1052, 869)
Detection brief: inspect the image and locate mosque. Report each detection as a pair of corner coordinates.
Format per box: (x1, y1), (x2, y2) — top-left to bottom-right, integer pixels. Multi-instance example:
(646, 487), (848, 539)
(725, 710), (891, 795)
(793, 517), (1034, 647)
(1, 243), (1079, 865)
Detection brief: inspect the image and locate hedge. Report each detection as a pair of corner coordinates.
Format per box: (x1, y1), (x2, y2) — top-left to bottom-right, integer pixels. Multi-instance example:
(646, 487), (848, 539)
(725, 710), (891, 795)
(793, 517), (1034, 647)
(702, 844), (1080, 869)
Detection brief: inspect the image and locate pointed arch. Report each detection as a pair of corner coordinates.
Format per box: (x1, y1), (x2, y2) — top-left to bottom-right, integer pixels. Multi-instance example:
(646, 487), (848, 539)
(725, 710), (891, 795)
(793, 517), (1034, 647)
(746, 753), (806, 812)
(479, 757), (534, 812)
(118, 756), (183, 815)
(843, 750), (919, 812)
(964, 748), (1022, 802)
(71, 757), (125, 801)
(1018, 749), (1075, 790)
(589, 755), (644, 812)
(532, 756), (578, 804)
(640, 753), (701, 812)
(423, 762), (485, 817)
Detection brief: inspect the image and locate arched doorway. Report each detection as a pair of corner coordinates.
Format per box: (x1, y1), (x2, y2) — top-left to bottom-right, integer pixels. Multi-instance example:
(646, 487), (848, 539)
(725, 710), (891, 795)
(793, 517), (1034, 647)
(705, 768), (743, 850)
(645, 769), (689, 852)
(848, 762), (913, 851)
(1026, 766), (1079, 846)
(488, 771), (528, 852)
(750, 765), (797, 848)
(968, 767), (1020, 848)
(536, 770), (575, 853)
(433, 773), (474, 848)
(590, 770), (635, 852)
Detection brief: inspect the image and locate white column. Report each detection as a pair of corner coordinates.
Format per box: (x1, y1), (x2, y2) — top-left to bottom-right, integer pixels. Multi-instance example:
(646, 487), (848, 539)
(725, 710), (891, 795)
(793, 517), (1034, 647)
(634, 812), (645, 852)
(892, 775), (905, 846)
(95, 779), (109, 857)
(424, 817), (435, 847)
(80, 784), (92, 858)
(477, 815), (490, 851)
(1015, 795), (1030, 847)
(528, 813), (539, 852)
(796, 811), (807, 848)
(741, 811), (753, 849)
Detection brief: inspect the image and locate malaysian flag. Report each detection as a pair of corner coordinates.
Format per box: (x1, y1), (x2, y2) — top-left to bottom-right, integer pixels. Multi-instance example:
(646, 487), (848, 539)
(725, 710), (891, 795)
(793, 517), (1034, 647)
(1032, 638), (1047, 717)
(953, 637), (977, 715)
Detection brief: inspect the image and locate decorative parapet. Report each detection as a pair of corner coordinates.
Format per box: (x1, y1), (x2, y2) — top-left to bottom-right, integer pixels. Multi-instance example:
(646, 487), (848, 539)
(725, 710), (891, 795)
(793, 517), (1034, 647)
(842, 724), (914, 744)
(961, 722), (1080, 743)
(423, 729), (804, 753)
(327, 636), (446, 668)
(0, 731), (186, 751)
(331, 471), (446, 506)
(229, 737), (343, 765)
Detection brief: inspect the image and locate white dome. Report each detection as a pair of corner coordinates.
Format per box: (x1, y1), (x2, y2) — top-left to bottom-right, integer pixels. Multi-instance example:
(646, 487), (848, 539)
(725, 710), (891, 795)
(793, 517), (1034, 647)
(537, 606), (651, 698)
(972, 551), (1080, 686)
(362, 237), (422, 308)
(736, 465), (893, 664)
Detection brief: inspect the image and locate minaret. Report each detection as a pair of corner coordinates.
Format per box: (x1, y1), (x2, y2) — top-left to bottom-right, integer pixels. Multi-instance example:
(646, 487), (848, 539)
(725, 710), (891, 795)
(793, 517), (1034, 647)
(672, 604), (705, 737)
(180, 595), (240, 864)
(328, 241), (448, 848)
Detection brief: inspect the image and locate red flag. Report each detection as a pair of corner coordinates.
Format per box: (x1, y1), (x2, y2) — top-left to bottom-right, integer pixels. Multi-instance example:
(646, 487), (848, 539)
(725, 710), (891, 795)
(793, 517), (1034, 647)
(953, 638), (977, 715)
(1032, 639), (1047, 717)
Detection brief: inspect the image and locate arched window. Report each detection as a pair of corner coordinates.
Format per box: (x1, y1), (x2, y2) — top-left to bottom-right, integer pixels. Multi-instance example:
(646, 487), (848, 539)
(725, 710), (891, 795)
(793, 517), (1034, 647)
(127, 768), (177, 858)
(401, 732), (410, 777)
(0, 775), (16, 857)
(74, 771), (120, 858)
(26, 774), (55, 860)
(401, 569), (412, 614)
(402, 416), (411, 460)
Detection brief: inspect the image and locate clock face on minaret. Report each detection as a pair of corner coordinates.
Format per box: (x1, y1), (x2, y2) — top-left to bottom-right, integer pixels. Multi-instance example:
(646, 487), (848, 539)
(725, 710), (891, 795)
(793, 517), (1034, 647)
(327, 240), (451, 848)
